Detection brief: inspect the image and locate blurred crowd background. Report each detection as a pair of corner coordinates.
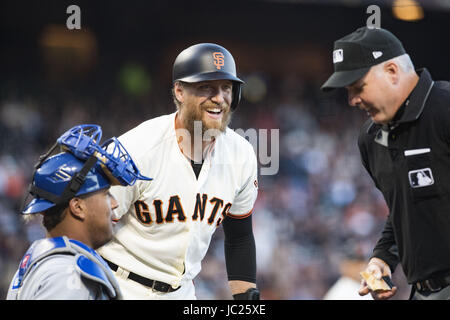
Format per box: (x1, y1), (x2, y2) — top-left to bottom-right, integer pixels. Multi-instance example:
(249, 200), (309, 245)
(1, 0), (449, 299)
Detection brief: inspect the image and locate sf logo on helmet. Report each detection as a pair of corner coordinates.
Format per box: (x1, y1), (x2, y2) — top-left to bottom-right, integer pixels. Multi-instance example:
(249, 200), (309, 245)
(213, 52), (225, 70)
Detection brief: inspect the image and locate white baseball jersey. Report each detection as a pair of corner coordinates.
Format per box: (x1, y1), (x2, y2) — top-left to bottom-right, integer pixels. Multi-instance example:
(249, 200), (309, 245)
(98, 111), (258, 294)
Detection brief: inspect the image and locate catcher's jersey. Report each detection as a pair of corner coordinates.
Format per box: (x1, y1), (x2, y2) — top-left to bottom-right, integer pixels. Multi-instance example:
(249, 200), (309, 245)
(7, 237), (121, 300)
(98, 112), (258, 289)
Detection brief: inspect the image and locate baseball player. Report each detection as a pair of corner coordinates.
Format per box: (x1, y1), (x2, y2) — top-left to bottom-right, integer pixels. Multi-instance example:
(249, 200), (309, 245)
(98, 43), (260, 300)
(7, 124), (150, 300)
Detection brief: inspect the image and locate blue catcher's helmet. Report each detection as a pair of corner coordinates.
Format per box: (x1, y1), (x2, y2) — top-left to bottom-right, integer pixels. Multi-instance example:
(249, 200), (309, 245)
(23, 153), (111, 214)
(23, 124), (151, 214)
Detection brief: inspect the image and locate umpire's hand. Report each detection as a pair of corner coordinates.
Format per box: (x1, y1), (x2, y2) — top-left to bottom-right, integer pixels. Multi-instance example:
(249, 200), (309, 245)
(358, 257), (398, 300)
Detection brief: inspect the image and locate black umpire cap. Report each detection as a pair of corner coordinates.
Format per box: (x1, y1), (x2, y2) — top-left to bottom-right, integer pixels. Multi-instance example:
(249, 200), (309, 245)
(321, 27), (406, 91)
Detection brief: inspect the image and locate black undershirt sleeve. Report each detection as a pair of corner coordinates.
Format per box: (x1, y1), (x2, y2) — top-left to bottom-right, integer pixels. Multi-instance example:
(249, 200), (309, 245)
(222, 214), (256, 283)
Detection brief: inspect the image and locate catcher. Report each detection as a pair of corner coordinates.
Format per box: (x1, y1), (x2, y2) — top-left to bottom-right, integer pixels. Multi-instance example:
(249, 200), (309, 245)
(7, 124), (150, 300)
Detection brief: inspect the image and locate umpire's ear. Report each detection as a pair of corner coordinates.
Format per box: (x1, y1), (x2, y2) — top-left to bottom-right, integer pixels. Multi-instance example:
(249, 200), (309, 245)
(383, 61), (400, 85)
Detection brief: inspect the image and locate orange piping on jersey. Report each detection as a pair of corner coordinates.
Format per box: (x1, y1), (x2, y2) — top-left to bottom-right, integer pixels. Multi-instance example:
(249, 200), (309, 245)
(226, 208), (254, 219)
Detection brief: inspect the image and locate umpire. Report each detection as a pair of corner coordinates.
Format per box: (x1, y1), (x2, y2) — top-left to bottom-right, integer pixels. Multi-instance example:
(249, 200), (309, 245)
(321, 27), (450, 300)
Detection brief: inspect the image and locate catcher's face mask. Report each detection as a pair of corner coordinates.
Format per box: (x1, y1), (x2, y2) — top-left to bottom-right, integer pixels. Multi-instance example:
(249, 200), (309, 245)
(22, 124), (151, 214)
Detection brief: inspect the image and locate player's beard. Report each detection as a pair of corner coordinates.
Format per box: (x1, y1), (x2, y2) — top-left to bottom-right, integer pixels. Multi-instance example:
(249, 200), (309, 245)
(181, 100), (232, 136)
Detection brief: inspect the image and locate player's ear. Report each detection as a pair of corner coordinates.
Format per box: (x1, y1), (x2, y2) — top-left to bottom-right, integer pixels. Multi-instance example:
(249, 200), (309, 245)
(174, 81), (185, 103)
(68, 197), (87, 221)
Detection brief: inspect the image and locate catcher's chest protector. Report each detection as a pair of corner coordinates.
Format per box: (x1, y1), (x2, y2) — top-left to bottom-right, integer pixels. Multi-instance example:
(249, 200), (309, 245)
(8, 236), (122, 300)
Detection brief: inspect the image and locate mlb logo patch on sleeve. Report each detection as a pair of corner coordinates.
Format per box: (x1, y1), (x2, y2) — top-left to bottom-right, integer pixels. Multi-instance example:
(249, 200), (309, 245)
(408, 168), (434, 188)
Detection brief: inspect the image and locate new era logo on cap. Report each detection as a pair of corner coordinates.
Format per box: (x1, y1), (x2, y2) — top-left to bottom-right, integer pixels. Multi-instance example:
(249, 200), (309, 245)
(372, 51), (383, 59)
(333, 49), (344, 63)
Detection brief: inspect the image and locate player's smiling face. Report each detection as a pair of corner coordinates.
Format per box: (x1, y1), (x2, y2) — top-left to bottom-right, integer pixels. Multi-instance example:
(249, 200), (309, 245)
(175, 79), (233, 134)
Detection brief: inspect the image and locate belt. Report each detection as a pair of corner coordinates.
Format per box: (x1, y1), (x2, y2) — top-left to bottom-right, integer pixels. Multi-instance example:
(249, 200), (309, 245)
(414, 274), (450, 292)
(104, 259), (180, 293)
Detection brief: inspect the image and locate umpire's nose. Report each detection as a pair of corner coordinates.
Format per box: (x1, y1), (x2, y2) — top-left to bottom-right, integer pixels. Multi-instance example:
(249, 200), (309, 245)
(347, 90), (362, 108)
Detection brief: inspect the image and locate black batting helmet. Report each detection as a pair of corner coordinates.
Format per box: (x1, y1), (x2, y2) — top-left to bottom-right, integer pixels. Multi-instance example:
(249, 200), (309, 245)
(172, 43), (244, 110)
